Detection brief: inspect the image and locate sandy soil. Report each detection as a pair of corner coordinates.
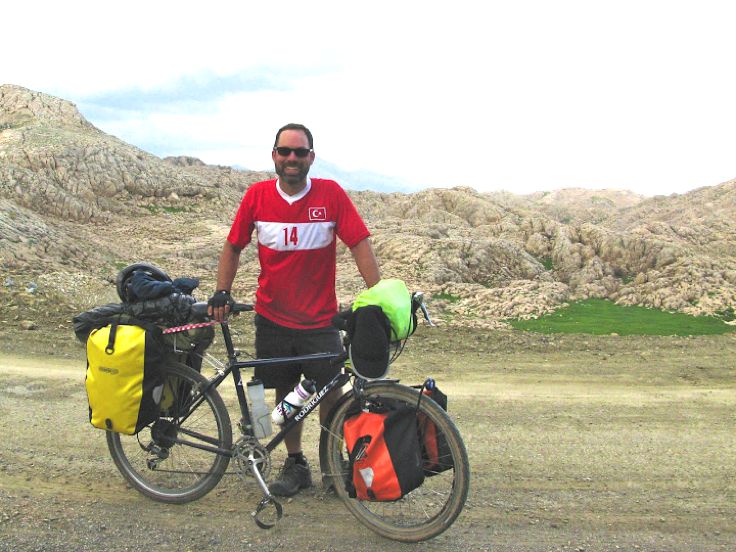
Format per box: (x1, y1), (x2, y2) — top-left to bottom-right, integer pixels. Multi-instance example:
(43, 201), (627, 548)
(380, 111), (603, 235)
(0, 325), (734, 551)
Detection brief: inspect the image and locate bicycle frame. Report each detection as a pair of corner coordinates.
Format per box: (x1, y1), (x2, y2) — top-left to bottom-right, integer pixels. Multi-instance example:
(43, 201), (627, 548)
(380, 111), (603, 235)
(111, 295), (468, 540)
(177, 316), (350, 459)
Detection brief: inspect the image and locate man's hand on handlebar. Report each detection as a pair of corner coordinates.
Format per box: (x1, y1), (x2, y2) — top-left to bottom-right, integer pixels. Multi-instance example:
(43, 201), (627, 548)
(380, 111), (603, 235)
(208, 290), (235, 322)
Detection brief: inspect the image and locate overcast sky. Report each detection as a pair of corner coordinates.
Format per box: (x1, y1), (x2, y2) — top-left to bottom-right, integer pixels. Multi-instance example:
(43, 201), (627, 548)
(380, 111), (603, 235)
(4, 1), (735, 196)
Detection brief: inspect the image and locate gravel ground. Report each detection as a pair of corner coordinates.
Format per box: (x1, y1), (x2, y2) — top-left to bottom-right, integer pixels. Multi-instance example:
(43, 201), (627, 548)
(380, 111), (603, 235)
(1, 327), (735, 551)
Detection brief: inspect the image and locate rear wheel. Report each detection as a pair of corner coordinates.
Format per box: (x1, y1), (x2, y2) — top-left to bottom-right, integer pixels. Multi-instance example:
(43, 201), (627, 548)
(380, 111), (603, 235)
(319, 382), (470, 542)
(107, 362), (232, 503)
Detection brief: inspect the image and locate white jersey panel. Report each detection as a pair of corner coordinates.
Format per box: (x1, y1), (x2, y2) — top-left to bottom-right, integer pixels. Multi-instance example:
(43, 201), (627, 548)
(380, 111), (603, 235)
(255, 221), (337, 251)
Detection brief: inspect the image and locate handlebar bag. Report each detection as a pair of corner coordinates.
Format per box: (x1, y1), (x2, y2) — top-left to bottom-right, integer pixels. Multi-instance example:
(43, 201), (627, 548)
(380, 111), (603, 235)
(352, 279), (416, 341)
(85, 319), (166, 434)
(343, 399), (425, 501)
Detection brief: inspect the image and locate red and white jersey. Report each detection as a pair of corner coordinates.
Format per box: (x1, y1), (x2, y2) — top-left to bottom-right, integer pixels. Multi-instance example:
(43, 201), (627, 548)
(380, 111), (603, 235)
(227, 178), (370, 329)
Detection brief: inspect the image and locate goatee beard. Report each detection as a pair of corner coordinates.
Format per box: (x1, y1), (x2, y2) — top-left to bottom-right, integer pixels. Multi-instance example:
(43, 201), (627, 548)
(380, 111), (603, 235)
(277, 166), (309, 188)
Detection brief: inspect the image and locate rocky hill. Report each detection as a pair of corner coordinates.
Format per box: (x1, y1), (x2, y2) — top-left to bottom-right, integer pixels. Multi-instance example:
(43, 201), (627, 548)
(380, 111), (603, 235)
(1, 84), (735, 333)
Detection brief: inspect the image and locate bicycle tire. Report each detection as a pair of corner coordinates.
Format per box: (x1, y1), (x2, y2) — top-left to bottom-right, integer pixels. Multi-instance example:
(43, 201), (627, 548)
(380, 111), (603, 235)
(319, 382), (470, 542)
(107, 361), (233, 504)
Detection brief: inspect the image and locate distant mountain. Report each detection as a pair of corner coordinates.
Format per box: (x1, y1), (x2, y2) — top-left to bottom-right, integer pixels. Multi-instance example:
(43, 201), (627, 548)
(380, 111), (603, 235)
(309, 159), (418, 194)
(233, 158), (417, 194)
(486, 188), (646, 225)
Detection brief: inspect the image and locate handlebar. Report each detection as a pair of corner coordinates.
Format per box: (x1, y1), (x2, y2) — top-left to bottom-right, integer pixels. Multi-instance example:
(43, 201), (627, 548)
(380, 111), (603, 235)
(191, 292), (433, 328)
(331, 291), (435, 332)
(190, 301), (253, 319)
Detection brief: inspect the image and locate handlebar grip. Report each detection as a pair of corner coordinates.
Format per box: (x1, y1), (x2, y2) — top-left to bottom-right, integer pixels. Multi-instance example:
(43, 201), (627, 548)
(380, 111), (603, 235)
(190, 301), (254, 318)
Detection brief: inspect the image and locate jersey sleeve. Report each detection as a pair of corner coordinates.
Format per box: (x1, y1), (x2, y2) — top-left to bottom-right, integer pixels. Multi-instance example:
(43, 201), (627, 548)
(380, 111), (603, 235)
(334, 185), (370, 248)
(227, 188), (256, 249)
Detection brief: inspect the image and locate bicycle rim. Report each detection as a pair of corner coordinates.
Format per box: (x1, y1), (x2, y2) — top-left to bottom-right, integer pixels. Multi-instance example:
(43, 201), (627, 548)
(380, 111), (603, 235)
(107, 362), (232, 504)
(319, 382), (470, 542)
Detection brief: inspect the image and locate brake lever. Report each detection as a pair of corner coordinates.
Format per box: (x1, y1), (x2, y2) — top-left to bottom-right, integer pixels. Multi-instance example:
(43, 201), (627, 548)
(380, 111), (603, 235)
(413, 292), (436, 327)
(420, 302), (436, 327)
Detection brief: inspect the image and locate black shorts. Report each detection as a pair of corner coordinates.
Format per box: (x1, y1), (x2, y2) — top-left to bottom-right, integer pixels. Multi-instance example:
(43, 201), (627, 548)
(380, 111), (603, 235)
(254, 314), (343, 390)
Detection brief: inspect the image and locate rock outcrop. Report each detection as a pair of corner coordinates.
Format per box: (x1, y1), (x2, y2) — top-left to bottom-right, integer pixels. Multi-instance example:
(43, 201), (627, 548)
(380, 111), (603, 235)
(0, 85), (256, 221)
(1, 84), (735, 328)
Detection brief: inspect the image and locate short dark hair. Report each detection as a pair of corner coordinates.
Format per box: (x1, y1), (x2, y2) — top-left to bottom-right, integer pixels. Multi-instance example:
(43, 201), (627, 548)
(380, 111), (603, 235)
(274, 123), (314, 149)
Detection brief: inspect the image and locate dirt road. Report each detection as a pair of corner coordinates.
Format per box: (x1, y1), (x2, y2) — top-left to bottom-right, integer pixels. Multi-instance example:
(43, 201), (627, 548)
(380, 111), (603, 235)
(1, 329), (734, 551)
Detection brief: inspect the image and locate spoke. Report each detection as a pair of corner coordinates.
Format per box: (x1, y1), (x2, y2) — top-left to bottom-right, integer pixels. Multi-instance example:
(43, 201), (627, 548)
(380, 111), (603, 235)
(319, 421), (343, 442)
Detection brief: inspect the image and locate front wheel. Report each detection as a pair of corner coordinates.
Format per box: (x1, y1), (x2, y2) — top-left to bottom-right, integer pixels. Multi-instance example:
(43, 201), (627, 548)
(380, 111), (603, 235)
(107, 361), (232, 503)
(319, 382), (470, 542)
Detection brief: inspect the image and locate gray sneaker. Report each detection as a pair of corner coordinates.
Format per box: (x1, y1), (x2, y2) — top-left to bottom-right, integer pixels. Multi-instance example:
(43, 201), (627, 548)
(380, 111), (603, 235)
(269, 457), (313, 497)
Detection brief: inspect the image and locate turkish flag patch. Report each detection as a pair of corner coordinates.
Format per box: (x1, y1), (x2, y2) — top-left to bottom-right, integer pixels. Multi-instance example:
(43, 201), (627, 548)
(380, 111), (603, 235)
(309, 207), (327, 221)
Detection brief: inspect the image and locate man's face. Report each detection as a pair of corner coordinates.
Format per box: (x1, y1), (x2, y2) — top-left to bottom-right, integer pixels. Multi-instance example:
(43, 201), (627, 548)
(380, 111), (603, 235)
(272, 129), (315, 189)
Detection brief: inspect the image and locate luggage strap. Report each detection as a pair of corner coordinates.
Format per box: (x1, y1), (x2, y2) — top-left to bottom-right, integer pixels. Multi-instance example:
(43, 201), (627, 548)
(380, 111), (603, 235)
(105, 321), (118, 354)
(163, 321), (218, 334)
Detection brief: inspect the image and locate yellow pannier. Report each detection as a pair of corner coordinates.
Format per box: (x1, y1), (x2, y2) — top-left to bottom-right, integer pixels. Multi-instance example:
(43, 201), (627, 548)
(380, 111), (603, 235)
(85, 321), (166, 434)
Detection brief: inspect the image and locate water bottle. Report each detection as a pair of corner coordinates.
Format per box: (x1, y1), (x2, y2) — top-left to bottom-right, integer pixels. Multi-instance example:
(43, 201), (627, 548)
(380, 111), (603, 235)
(271, 379), (316, 425)
(246, 378), (272, 439)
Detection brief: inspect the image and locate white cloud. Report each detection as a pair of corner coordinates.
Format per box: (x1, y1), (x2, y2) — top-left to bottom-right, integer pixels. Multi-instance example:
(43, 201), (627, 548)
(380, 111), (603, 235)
(4, 0), (735, 195)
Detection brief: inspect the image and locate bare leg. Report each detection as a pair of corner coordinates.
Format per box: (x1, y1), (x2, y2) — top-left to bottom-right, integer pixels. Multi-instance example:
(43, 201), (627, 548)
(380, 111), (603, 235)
(319, 389), (339, 426)
(279, 378), (340, 455)
(277, 385), (304, 454)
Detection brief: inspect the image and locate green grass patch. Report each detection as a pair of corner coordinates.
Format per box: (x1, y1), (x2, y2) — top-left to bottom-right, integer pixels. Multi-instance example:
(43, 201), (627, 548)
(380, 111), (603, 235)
(509, 298), (733, 336)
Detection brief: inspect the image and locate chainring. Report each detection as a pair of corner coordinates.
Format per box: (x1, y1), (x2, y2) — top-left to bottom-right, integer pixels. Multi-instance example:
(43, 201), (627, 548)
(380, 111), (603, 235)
(233, 436), (272, 481)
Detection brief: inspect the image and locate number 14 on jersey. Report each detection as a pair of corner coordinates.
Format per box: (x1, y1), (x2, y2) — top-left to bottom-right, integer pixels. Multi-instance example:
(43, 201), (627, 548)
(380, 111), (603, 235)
(283, 226), (298, 246)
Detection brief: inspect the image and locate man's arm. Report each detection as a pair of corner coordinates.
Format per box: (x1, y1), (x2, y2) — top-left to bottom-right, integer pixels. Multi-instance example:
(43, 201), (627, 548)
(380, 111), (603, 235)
(350, 237), (381, 288)
(208, 240), (243, 321)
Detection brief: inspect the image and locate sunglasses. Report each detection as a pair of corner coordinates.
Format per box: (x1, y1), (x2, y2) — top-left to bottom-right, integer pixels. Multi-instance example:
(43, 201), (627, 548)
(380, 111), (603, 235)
(273, 147), (313, 158)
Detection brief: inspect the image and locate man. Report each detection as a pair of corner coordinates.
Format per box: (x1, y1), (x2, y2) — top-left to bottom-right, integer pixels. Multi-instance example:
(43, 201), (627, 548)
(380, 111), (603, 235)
(208, 123), (381, 497)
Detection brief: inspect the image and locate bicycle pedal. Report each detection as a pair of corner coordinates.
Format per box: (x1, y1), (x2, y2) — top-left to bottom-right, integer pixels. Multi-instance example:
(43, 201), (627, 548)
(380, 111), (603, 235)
(252, 496), (283, 530)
